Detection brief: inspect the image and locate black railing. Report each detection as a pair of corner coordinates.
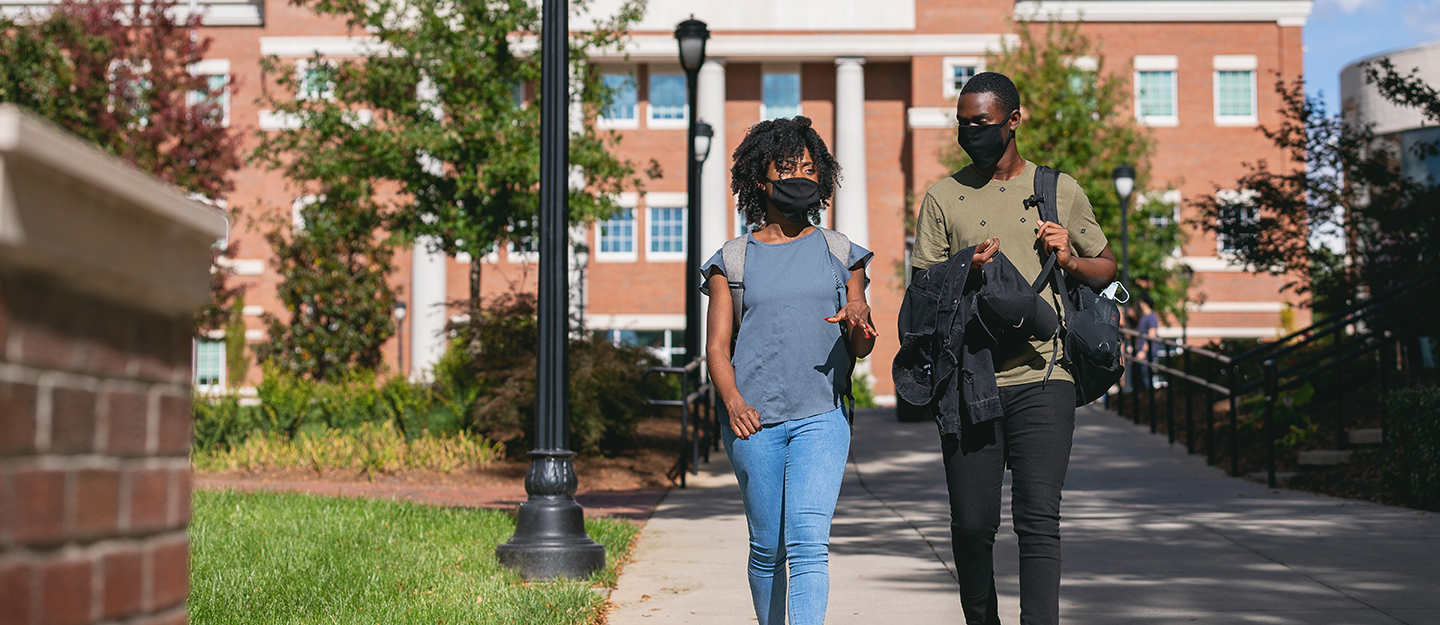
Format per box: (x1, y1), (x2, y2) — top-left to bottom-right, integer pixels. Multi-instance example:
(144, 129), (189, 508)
(1115, 273), (1439, 488)
(640, 358), (716, 488)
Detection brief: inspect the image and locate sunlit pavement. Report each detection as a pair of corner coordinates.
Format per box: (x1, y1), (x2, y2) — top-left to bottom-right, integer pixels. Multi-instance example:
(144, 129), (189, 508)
(605, 406), (1440, 624)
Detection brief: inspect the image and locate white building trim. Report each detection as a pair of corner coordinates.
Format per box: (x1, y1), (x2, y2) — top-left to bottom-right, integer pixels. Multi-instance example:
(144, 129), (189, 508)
(589, 314), (686, 331)
(591, 33), (1013, 61)
(1179, 255), (1252, 273)
(1186, 301), (1287, 313)
(908, 107), (957, 129)
(1157, 326), (1282, 339)
(1, 0), (263, 26)
(259, 36), (390, 58)
(1014, 1), (1311, 25)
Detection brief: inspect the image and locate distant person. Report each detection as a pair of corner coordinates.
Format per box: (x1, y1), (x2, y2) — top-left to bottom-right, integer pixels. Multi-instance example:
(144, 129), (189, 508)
(1135, 293), (1160, 390)
(701, 116), (877, 625)
(906, 72), (1117, 625)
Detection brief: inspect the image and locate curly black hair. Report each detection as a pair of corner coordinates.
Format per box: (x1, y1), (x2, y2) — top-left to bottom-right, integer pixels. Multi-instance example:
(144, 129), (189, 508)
(729, 116), (841, 227)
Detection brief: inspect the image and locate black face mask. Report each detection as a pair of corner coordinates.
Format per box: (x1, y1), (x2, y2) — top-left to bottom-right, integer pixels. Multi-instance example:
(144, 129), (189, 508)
(956, 112), (1016, 171)
(767, 177), (821, 224)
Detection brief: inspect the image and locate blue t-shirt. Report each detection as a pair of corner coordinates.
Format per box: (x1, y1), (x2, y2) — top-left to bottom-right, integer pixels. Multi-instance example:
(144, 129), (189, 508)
(701, 230), (873, 425)
(1138, 311), (1160, 359)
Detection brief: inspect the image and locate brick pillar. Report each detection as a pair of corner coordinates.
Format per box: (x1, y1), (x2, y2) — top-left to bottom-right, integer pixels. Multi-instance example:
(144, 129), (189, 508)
(0, 105), (227, 625)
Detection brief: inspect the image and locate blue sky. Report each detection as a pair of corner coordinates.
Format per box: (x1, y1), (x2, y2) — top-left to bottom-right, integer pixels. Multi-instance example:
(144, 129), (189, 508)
(1306, 0), (1438, 111)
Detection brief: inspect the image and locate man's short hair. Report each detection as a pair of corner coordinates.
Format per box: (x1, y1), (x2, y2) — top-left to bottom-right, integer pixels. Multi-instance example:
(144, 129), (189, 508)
(959, 71), (1021, 115)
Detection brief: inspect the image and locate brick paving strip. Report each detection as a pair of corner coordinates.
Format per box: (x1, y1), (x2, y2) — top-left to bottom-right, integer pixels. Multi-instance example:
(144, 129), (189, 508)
(195, 477), (670, 522)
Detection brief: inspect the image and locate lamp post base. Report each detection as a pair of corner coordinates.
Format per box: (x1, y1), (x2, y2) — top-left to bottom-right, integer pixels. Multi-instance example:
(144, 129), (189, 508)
(495, 450), (606, 581)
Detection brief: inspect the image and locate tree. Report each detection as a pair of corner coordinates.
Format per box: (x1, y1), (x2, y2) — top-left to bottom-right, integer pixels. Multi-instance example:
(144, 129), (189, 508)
(1193, 63), (1440, 314)
(253, 187), (398, 382)
(0, 0), (240, 198)
(253, 0), (651, 346)
(0, 0), (244, 335)
(944, 21), (1187, 316)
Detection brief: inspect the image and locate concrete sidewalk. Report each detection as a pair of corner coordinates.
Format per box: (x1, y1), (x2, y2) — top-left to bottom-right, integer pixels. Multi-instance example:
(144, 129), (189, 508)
(605, 405), (1440, 624)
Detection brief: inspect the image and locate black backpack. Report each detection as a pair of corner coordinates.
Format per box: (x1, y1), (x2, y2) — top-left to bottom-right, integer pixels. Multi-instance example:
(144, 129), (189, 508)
(1026, 166), (1125, 406)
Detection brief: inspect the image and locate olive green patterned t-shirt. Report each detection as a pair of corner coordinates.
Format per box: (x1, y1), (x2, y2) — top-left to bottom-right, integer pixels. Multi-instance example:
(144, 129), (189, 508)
(911, 160), (1110, 388)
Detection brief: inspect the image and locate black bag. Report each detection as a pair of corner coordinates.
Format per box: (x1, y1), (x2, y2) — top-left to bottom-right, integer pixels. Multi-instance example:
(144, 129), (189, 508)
(1027, 165), (1125, 406)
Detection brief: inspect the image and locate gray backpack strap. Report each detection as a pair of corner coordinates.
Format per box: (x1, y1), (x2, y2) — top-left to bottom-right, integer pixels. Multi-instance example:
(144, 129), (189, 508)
(819, 228), (851, 275)
(721, 235), (748, 336)
(819, 227), (857, 425)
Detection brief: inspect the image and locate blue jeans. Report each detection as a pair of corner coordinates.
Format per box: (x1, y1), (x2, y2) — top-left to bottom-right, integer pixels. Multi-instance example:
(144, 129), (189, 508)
(722, 406), (850, 625)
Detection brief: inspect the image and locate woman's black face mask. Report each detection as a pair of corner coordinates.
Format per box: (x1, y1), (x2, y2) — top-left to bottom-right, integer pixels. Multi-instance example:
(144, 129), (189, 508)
(767, 177), (821, 224)
(956, 110), (1017, 171)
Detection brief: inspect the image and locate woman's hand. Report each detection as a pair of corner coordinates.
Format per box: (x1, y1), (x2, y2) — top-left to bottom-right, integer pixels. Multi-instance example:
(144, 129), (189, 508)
(826, 300), (876, 339)
(728, 401), (763, 440)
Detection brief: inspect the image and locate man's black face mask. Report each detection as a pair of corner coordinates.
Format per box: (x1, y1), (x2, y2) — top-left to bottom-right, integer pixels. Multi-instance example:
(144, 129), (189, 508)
(956, 110), (1017, 171)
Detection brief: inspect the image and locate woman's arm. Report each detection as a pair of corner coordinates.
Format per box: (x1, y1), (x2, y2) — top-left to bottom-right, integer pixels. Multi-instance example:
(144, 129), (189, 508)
(705, 272), (763, 440)
(827, 265), (876, 359)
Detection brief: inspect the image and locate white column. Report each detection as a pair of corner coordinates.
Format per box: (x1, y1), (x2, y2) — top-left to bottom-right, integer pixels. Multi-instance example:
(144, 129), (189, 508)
(833, 57), (869, 249)
(698, 58), (727, 360)
(410, 237), (447, 381)
(699, 58), (728, 254)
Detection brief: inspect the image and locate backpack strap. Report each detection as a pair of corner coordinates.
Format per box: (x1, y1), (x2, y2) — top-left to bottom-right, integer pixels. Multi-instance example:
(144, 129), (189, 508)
(721, 235), (749, 338)
(818, 227), (856, 424)
(1026, 165), (1069, 383)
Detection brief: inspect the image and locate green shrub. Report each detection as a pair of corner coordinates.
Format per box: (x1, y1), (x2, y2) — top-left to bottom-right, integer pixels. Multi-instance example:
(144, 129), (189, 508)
(1238, 382), (1318, 448)
(1384, 387), (1440, 511)
(191, 422), (503, 475)
(852, 365), (877, 409)
(193, 395), (261, 452)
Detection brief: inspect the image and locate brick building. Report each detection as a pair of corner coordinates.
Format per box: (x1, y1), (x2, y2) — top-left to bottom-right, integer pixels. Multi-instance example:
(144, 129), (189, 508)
(57, 0), (1311, 402)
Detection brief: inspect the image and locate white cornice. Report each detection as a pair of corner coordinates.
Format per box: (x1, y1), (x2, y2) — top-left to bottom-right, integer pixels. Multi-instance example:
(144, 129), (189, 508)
(0, 0), (263, 26)
(259, 36), (389, 58)
(908, 107), (956, 129)
(1014, 1), (1312, 25)
(591, 33), (1015, 61)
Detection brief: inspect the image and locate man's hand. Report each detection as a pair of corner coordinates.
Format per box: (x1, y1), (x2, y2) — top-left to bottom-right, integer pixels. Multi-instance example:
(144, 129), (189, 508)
(728, 402), (763, 440)
(971, 237), (999, 272)
(1036, 222), (1073, 270)
(826, 301), (876, 339)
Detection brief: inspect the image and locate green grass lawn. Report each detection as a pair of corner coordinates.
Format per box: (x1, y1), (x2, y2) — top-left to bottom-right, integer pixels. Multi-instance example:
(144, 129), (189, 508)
(190, 490), (639, 625)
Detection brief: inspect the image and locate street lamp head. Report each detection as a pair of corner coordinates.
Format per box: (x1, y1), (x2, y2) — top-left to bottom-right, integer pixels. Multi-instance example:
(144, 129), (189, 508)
(694, 121), (714, 164)
(674, 17), (710, 73)
(574, 243), (589, 269)
(1112, 163), (1136, 202)
(393, 301), (407, 321)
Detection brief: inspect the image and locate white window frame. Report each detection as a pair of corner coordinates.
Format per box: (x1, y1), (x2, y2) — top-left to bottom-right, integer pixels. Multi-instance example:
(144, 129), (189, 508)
(597, 68), (639, 130)
(188, 58), (231, 127)
(1213, 55), (1259, 127)
(761, 64), (803, 121)
(506, 221), (539, 264)
(292, 194), (321, 230)
(194, 338), (226, 392)
(645, 192), (689, 263)
(646, 68), (689, 130)
(941, 57), (985, 99)
(596, 192), (639, 262)
(295, 58), (337, 101)
(1214, 189), (1259, 256)
(1134, 55), (1179, 127)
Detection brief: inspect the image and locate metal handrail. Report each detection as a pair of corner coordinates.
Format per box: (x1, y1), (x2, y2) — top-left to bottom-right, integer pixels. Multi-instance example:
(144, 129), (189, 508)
(1115, 270), (1435, 489)
(641, 358), (714, 487)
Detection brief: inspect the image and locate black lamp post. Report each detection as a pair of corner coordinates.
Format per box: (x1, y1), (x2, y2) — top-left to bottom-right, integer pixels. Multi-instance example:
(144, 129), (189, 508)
(1113, 163), (1136, 292)
(495, 0), (605, 581)
(676, 16), (709, 367)
(393, 301), (407, 376)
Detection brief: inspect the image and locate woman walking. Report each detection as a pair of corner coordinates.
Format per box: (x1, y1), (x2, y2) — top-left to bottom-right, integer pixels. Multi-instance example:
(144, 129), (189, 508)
(701, 116), (877, 625)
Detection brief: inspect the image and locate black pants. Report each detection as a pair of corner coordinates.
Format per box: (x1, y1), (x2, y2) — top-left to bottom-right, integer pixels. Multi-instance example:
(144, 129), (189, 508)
(941, 380), (1075, 625)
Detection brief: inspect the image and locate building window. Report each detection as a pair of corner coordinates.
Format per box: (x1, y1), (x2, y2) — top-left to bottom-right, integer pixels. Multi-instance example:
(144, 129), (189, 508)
(1213, 55), (1258, 127)
(762, 70), (801, 120)
(188, 59), (231, 127)
(195, 339), (225, 389)
(1136, 70), (1177, 126)
(941, 57), (984, 98)
(648, 206), (686, 261)
(601, 328), (686, 366)
(1214, 190), (1258, 255)
(648, 71), (687, 128)
(599, 71), (637, 129)
(507, 221), (538, 263)
(297, 60), (336, 101)
(597, 209), (637, 262)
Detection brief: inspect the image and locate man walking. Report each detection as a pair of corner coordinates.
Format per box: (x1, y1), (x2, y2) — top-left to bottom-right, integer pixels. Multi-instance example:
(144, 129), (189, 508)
(908, 72), (1118, 625)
